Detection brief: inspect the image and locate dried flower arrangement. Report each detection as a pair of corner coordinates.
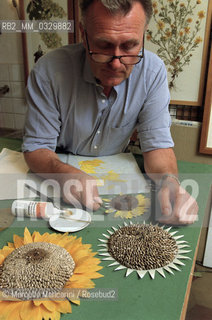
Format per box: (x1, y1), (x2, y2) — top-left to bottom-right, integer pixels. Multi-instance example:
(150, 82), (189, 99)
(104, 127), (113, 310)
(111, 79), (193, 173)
(146, 0), (206, 89)
(26, 0), (66, 49)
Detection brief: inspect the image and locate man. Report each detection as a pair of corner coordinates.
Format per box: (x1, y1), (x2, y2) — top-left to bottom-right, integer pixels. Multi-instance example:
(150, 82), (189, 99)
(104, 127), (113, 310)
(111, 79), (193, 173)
(23, 0), (198, 224)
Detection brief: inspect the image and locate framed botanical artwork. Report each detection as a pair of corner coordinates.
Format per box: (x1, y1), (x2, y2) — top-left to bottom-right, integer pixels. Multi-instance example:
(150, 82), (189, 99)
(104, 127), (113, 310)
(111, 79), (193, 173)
(145, 0), (212, 106)
(199, 45), (212, 155)
(19, 0), (80, 84)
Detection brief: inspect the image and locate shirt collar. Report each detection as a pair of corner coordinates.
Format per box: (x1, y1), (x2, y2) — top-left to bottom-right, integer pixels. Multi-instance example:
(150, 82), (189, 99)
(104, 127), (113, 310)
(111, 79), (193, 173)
(83, 53), (97, 85)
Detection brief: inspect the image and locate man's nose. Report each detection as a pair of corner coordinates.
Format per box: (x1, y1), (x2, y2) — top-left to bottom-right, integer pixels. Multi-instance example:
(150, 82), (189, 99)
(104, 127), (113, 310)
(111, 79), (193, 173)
(108, 56), (123, 69)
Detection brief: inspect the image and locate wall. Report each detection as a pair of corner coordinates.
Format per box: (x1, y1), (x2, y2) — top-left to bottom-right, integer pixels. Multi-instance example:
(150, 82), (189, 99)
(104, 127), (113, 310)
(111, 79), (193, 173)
(0, 1), (211, 168)
(171, 121), (212, 165)
(0, 0), (26, 131)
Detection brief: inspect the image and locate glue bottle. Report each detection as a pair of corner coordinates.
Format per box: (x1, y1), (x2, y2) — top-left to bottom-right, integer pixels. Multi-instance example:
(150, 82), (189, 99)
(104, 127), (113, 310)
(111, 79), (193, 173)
(11, 200), (66, 218)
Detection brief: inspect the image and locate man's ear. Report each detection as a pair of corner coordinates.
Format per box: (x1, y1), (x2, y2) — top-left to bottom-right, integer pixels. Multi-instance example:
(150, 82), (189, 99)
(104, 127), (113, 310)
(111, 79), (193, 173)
(79, 22), (86, 48)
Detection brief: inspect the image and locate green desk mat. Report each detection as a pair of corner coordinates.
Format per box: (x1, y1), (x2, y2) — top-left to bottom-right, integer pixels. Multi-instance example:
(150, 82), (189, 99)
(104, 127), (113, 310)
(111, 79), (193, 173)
(0, 138), (212, 319)
(0, 172), (210, 320)
(0, 208), (198, 320)
(0, 137), (22, 152)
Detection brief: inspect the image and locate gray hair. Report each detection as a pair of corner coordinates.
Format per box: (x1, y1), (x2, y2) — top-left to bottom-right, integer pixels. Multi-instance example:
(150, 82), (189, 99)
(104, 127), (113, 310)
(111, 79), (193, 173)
(80, 0), (153, 25)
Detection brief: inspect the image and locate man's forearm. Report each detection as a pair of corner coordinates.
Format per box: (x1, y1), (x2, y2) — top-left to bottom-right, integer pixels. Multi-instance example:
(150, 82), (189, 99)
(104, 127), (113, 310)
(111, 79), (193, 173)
(24, 149), (81, 176)
(143, 148), (178, 184)
(24, 149), (102, 210)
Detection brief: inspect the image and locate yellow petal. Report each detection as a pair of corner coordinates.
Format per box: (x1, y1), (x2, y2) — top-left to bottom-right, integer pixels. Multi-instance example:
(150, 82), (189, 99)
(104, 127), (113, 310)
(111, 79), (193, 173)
(6, 303), (23, 320)
(114, 210), (132, 218)
(71, 250), (91, 263)
(19, 301), (41, 320)
(136, 194), (145, 204)
(136, 194), (150, 209)
(64, 241), (84, 253)
(23, 228), (33, 244)
(39, 304), (61, 320)
(0, 253), (5, 264)
(68, 241), (83, 256)
(7, 242), (15, 248)
(19, 301), (32, 319)
(70, 299), (80, 305)
(33, 300), (42, 307)
(126, 211), (133, 218)
(75, 256), (101, 267)
(105, 209), (115, 214)
(74, 264), (103, 273)
(33, 232), (52, 242)
(57, 237), (72, 248)
(41, 300), (56, 312)
(67, 279), (95, 288)
(96, 179), (104, 186)
(63, 239), (75, 249)
(0, 247), (14, 259)
(132, 207), (145, 216)
(67, 274), (90, 282)
(81, 271), (104, 279)
(13, 234), (24, 248)
(31, 231), (42, 242)
(53, 300), (72, 314)
(20, 301), (60, 320)
(41, 234), (60, 245)
(0, 301), (22, 320)
(67, 276), (96, 284)
(78, 243), (92, 251)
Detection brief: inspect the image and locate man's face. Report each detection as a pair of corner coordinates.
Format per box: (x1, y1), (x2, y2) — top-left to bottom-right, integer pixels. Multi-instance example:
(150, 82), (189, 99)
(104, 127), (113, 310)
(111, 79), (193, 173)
(81, 1), (146, 90)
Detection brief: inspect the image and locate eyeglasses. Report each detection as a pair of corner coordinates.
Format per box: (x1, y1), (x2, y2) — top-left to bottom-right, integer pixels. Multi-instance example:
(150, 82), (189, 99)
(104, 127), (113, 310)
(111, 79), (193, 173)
(84, 30), (144, 65)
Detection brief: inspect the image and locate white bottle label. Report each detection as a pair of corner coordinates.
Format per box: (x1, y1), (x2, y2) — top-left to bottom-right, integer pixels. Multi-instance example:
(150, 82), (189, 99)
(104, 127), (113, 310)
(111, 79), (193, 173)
(12, 201), (47, 218)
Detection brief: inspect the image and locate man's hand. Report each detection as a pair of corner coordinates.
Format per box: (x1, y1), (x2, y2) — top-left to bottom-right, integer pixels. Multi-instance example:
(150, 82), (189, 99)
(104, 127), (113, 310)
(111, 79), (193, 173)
(143, 148), (199, 225)
(24, 149), (102, 211)
(60, 171), (102, 211)
(157, 178), (198, 224)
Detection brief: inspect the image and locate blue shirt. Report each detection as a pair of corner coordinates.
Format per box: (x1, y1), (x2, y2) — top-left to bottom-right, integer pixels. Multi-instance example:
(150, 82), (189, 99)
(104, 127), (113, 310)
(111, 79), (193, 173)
(22, 43), (174, 156)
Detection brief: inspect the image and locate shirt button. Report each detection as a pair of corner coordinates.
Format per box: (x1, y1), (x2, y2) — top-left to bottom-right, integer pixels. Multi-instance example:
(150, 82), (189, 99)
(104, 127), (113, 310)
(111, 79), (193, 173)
(97, 130), (101, 134)
(102, 99), (106, 103)
(94, 145), (98, 149)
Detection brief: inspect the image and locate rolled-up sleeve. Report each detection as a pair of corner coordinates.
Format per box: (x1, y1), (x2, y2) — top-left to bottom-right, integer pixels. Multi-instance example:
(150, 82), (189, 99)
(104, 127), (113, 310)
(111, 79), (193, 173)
(22, 69), (61, 152)
(137, 60), (174, 153)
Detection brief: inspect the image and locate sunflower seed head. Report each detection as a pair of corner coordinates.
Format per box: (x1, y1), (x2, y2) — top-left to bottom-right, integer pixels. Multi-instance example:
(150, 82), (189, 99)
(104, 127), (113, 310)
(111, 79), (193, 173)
(110, 195), (139, 211)
(0, 242), (75, 300)
(107, 225), (178, 270)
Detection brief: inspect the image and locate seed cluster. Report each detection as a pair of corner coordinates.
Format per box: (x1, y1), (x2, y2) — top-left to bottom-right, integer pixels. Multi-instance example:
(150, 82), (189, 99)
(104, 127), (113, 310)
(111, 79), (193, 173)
(0, 242), (75, 300)
(110, 195), (139, 211)
(107, 225), (178, 270)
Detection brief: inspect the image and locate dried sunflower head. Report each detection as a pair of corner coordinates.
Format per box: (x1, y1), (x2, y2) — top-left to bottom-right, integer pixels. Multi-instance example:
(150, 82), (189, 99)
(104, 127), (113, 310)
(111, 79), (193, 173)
(110, 195), (139, 211)
(0, 242), (75, 300)
(103, 194), (150, 219)
(107, 224), (178, 270)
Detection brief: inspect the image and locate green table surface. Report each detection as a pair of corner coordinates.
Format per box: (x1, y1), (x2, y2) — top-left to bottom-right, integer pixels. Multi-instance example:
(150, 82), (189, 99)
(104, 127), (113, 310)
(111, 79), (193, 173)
(0, 138), (212, 320)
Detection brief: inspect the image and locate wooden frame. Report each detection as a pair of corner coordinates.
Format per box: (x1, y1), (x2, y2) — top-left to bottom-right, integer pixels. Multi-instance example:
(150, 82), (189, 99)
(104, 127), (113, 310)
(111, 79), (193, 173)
(145, 0), (212, 106)
(199, 45), (212, 155)
(19, 0), (80, 84)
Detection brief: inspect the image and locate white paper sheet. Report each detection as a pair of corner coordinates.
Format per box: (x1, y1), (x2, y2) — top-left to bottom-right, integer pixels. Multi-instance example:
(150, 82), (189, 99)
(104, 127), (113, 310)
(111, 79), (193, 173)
(0, 149), (149, 200)
(57, 153), (149, 195)
(0, 148), (29, 174)
(0, 148), (29, 200)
